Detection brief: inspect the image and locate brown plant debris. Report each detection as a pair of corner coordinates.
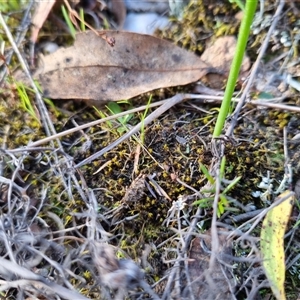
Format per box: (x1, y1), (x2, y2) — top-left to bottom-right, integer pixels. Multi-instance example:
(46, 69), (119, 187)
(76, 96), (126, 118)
(186, 229), (234, 300)
(31, 30), (211, 101)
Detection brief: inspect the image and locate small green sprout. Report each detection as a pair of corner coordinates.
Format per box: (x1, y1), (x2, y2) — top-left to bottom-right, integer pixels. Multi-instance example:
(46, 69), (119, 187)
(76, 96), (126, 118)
(228, 0), (245, 11)
(15, 81), (40, 124)
(106, 101), (134, 134)
(94, 101), (134, 134)
(194, 157), (241, 217)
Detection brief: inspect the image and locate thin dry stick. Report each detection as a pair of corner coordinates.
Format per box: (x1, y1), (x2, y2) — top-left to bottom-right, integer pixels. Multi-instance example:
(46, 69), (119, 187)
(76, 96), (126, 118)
(22, 99), (168, 148)
(226, 99), (300, 112)
(226, 1), (285, 137)
(174, 208), (195, 300)
(0, 0), (34, 83)
(228, 191), (295, 242)
(75, 89), (299, 169)
(0, 11), (75, 199)
(63, 0), (99, 34)
(283, 126), (292, 187)
(183, 207), (204, 251)
(0, 12), (55, 138)
(208, 160), (222, 283)
(63, 0), (115, 46)
(9, 94), (300, 153)
(161, 260), (180, 300)
(0, 12), (88, 203)
(0, 12), (70, 194)
(75, 93), (192, 168)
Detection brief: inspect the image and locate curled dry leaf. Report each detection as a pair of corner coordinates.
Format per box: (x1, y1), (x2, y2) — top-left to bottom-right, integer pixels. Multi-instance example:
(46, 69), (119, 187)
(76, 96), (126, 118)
(34, 30), (211, 101)
(200, 36), (250, 89)
(109, 0), (127, 28)
(90, 241), (146, 299)
(31, 1), (56, 43)
(31, 0), (81, 44)
(186, 229), (234, 299)
(201, 36), (250, 75)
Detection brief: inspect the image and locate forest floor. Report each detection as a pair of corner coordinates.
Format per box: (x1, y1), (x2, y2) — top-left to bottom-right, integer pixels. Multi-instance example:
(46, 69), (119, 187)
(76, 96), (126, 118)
(0, 1), (300, 299)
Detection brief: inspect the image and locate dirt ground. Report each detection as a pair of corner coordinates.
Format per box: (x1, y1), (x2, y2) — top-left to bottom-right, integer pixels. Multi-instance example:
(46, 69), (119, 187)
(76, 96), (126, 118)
(0, 1), (300, 299)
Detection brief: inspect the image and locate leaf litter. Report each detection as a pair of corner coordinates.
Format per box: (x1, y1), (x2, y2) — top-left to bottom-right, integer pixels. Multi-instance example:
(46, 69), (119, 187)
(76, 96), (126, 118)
(2, 2), (300, 299)
(33, 30), (213, 101)
(29, 30), (251, 102)
(260, 191), (295, 300)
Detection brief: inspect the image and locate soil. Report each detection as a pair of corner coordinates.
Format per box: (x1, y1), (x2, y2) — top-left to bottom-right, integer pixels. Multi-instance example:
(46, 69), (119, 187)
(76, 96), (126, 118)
(0, 1), (300, 299)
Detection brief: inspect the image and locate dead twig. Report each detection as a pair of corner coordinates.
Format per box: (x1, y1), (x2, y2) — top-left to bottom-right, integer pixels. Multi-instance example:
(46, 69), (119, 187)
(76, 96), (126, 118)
(0, 1), (34, 83)
(0, 257), (89, 300)
(8, 94), (300, 156)
(75, 93), (193, 168)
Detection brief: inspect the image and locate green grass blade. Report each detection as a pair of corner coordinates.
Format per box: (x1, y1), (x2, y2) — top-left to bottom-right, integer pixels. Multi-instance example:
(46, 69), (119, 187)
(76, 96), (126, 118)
(79, 8), (85, 31)
(222, 176), (241, 194)
(140, 95), (152, 143)
(199, 163), (215, 184)
(61, 5), (76, 39)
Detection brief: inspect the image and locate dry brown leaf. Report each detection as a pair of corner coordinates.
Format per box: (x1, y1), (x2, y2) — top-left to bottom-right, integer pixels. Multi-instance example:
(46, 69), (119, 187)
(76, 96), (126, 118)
(34, 30), (211, 101)
(186, 230), (234, 299)
(31, 0), (81, 43)
(201, 36), (250, 74)
(200, 36), (250, 89)
(109, 0), (126, 28)
(31, 0), (56, 43)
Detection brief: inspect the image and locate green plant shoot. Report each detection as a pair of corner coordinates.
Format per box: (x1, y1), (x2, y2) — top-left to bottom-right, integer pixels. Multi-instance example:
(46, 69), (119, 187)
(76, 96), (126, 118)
(213, 0), (257, 137)
(194, 158), (241, 217)
(140, 95), (152, 143)
(15, 82), (40, 124)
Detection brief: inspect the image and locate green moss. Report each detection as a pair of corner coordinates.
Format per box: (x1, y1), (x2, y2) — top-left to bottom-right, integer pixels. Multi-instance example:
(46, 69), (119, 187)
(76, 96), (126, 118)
(156, 0), (240, 54)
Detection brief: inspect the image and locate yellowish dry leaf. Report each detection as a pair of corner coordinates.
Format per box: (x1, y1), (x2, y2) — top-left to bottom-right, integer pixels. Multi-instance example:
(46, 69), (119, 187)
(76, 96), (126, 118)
(260, 190), (294, 300)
